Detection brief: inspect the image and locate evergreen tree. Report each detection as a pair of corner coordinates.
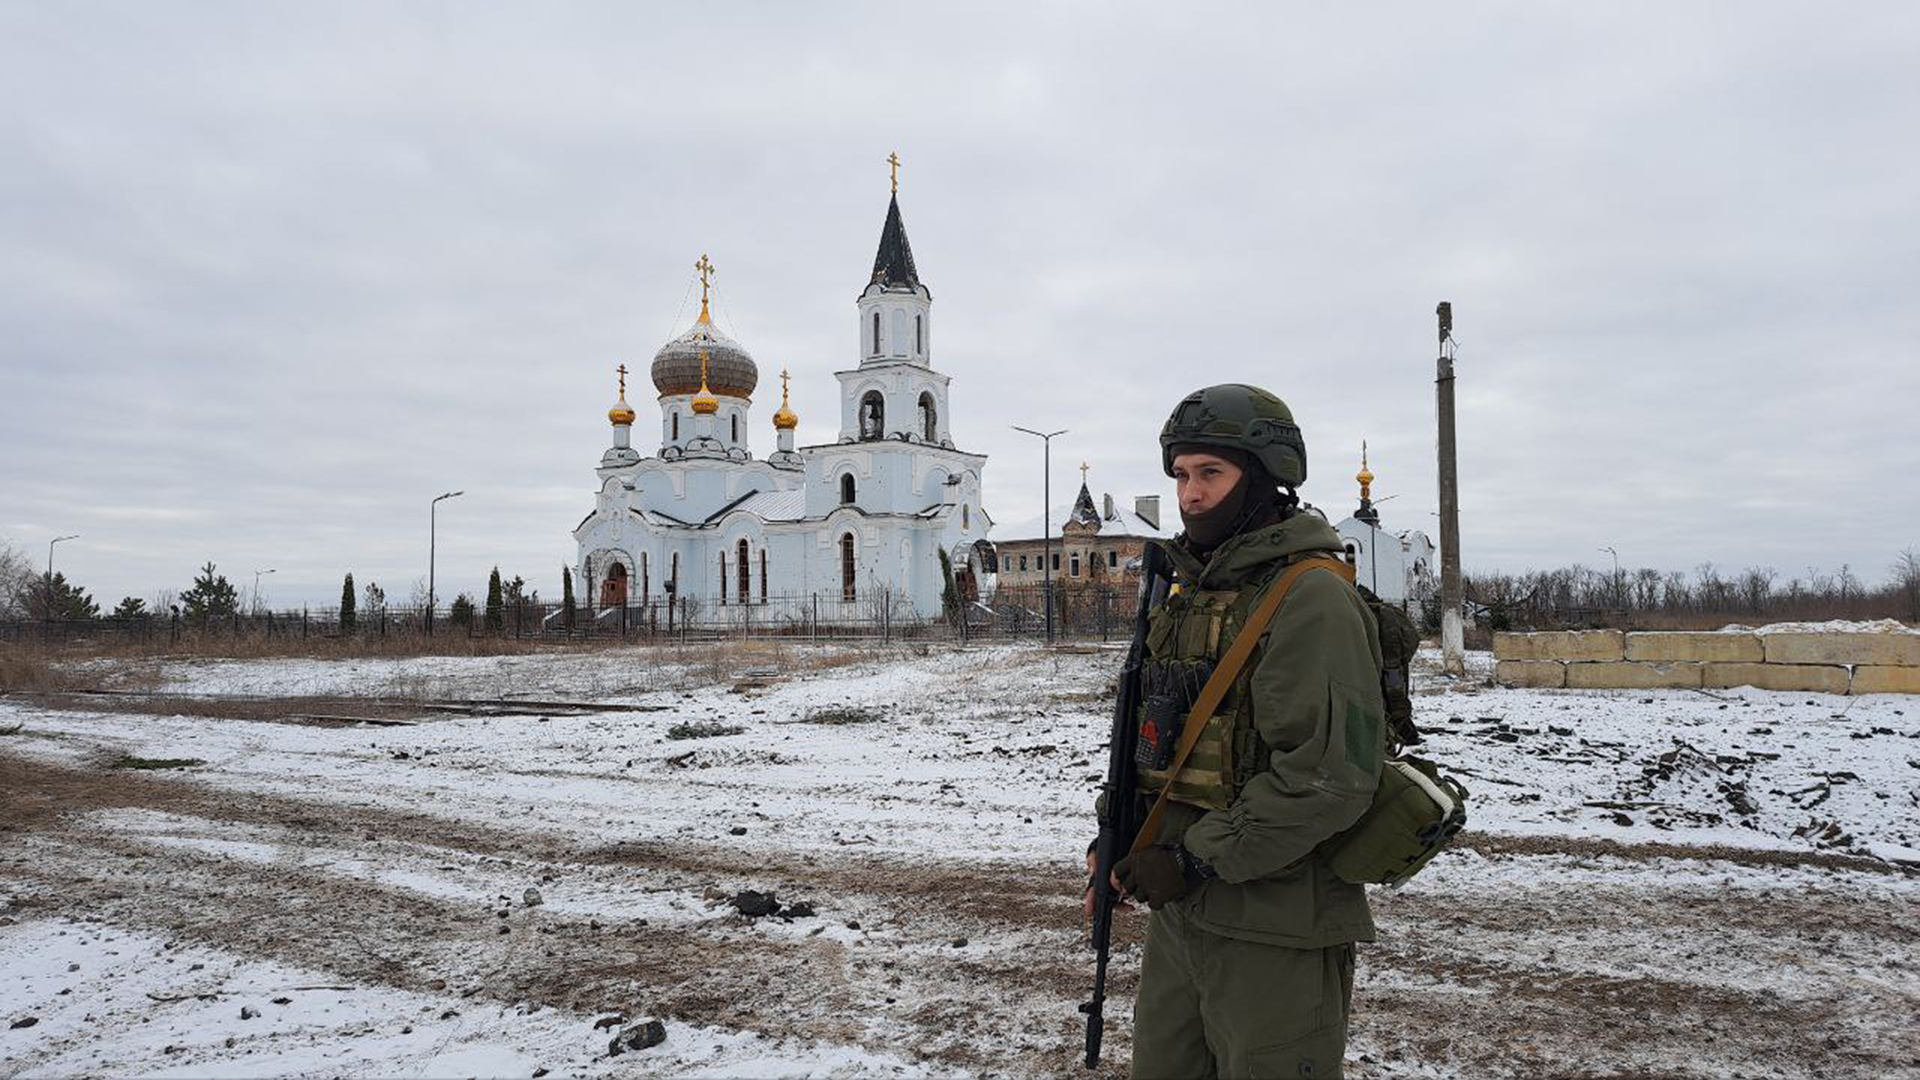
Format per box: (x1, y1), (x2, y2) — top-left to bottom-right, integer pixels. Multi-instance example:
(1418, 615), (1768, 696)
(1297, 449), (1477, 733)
(340, 572), (357, 631)
(561, 565), (576, 631)
(449, 592), (476, 628)
(112, 596), (148, 620)
(938, 549), (960, 624)
(28, 571), (100, 620)
(484, 567), (504, 631)
(179, 562), (239, 620)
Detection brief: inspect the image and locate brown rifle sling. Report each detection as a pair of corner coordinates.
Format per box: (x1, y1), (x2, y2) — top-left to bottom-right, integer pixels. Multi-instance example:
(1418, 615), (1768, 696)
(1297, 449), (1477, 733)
(1129, 556), (1358, 855)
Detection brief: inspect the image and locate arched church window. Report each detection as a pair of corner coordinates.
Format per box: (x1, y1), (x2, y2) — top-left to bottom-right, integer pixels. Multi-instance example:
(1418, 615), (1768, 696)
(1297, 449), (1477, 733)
(840, 473), (856, 505)
(672, 412), (679, 442)
(840, 533), (857, 601)
(859, 391), (885, 440)
(719, 551), (728, 605)
(759, 549), (768, 602)
(641, 552), (650, 599)
(961, 504), (970, 530)
(890, 310), (907, 356)
(601, 562), (627, 607)
(871, 311), (881, 355)
(1344, 541), (1360, 567)
(1071, 553), (1081, 578)
(731, 413), (739, 442)
(919, 391), (937, 442)
(915, 315), (923, 355)
(1108, 550), (1118, 569)
(737, 539), (750, 604)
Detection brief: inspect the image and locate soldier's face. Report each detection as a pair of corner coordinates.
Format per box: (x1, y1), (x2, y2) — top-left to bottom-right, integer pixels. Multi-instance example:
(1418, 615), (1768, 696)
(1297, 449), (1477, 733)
(1172, 452), (1243, 516)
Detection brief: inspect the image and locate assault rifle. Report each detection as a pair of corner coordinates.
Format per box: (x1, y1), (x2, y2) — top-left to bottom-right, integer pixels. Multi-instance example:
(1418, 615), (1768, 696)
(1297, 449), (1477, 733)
(1081, 542), (1170, 1068)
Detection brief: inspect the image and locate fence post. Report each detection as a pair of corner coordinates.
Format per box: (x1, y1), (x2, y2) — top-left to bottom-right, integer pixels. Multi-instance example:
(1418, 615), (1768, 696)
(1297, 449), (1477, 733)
(381, 608), (387, 638)
(302, 607), (308, 638)
(622, 602), (628, 638)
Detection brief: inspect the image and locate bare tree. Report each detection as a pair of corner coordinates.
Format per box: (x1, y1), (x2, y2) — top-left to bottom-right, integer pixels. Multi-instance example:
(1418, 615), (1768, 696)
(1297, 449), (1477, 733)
(1893, 548), (1920, 622)
(0, 537), (32, 620)
(1739, 566), (1777, 614)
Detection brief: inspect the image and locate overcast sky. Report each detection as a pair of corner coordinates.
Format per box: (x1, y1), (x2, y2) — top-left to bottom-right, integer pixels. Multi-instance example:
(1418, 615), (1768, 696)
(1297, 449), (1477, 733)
(4, 3), (1918, 609)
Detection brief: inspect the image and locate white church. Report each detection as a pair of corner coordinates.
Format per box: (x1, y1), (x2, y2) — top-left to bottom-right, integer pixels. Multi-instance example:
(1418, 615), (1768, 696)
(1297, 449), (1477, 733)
(572, 175), (995, 622)
(1330, 444), (1436, 612)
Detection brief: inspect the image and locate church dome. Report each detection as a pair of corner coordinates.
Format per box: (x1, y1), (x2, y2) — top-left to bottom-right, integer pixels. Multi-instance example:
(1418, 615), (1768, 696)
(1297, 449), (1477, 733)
(651, 313), (758, 400)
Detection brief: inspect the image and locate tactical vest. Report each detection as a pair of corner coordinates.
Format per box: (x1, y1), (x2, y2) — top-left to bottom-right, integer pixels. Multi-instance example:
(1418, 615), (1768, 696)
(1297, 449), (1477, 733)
(1135, 578), (1273, 811)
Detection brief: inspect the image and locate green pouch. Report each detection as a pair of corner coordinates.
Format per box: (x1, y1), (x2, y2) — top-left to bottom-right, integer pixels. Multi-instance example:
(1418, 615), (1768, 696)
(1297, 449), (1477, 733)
(1323, 756), (1468, 886)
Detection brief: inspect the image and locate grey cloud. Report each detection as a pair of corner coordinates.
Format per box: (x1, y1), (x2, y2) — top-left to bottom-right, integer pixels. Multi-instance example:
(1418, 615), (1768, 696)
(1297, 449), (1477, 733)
(3, 3), (1917, 606)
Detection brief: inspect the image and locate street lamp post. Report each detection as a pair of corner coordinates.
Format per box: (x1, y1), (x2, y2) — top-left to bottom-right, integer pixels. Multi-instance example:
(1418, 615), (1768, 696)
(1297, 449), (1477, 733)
(1011, 426), (1067, 643)
(46, 534), (78, 623)
(1600, 546), (1621, 612)
(429, 491), (465, 635)
(253, 568), (276, 615)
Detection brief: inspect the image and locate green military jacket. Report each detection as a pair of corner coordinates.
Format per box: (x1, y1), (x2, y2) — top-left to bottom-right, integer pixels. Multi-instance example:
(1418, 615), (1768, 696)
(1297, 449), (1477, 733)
(1137, 511), (1386, 949)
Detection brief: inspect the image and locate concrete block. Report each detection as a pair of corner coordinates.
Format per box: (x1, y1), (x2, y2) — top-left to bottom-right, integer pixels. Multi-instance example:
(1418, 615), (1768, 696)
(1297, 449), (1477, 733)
(1704, 662), (1850, 695)
(1565, 661), (1703, 690)
(1761, 632), (1920, 668)
(1850, 665), (1920, 694)
(1624, 632), (1763, 663)
(1495, 660), (1566, 689)
(1493, 630), (1625, 663)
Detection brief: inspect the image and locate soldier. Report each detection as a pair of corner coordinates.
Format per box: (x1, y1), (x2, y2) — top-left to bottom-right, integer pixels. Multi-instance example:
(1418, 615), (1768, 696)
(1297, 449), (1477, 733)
(1090, 384), (1385, 1079)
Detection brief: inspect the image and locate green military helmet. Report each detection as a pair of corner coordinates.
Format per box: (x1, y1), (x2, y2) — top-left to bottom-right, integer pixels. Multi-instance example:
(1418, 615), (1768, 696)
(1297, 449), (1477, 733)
(1159, 383), (1308, 487)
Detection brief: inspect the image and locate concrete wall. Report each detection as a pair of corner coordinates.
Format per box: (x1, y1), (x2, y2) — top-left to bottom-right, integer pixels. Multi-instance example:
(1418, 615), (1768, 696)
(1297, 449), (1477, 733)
(1492, 628), (1920, 694)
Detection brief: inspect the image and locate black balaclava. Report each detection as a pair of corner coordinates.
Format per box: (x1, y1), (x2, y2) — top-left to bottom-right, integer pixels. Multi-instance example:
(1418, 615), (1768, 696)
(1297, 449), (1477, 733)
(1174, 445), (1289, 555)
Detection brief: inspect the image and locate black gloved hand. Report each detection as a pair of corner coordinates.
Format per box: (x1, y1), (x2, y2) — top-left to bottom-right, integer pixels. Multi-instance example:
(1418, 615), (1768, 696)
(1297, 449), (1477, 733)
(1113, 845), (1210, 909)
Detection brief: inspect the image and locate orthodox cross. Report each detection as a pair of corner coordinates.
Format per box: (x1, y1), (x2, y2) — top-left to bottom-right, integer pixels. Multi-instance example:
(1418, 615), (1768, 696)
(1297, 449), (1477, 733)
(888, 151), (901, 194)
(780, 367), (791, 399)
(616, 363), (628, 397)
(695, 253), (714, 307)
(1080, 461), (1090, 485)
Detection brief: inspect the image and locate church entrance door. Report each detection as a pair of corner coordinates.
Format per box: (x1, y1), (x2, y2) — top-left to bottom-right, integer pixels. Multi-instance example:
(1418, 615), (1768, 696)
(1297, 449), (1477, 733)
(600, 563), (628, 607)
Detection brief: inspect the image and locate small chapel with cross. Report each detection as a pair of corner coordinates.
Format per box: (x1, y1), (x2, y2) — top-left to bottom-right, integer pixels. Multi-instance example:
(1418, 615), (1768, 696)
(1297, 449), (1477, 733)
(572, 155), (996, 622)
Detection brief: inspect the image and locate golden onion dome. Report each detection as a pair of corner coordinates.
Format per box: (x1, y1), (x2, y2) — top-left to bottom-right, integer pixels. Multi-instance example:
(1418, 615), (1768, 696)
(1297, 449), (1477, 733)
(607, 363), (636, 425)
(772, 367), (798, 430)
(1357, 441), (1374, 499)
(690, 350), (720, 415)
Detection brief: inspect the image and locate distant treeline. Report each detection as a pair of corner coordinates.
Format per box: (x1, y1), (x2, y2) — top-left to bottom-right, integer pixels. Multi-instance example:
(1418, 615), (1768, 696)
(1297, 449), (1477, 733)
(1465, 549), (1920, 631)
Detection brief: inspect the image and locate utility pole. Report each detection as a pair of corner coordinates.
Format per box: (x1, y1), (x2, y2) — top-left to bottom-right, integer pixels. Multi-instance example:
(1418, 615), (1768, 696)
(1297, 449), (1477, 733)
(1435, 302), (1465, 677)
(1011, 425), (1067, 644)
(428, 490), (464, 635)
(252, 568), (276, 615)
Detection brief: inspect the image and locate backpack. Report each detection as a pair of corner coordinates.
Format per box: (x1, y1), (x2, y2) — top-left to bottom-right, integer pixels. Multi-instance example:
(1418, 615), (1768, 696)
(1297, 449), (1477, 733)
(1322, 586), (1468, 887)
(1357, 585), (1422, 750)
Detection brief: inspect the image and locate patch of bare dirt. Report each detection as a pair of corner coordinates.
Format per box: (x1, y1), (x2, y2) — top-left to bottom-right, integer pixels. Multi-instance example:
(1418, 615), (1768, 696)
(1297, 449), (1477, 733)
(3, 751), (1916, 1078)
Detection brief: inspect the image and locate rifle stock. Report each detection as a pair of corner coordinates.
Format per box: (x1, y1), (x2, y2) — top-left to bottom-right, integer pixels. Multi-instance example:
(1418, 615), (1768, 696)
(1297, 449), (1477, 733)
(1081, 542), (1168, 1068)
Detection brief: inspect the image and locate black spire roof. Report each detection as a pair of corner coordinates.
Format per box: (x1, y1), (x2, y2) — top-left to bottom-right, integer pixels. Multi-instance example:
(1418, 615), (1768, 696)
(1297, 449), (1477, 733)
(869, 193), (924, 294)
(1070, 481), (1101, 527)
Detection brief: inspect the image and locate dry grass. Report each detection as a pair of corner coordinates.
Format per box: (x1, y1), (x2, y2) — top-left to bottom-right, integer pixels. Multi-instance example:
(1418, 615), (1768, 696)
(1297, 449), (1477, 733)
(0, 634), (899, 698)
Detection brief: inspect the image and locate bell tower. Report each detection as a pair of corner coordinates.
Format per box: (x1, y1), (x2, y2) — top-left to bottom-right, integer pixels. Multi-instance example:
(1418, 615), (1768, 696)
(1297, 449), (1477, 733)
(841, 152), (950, 446)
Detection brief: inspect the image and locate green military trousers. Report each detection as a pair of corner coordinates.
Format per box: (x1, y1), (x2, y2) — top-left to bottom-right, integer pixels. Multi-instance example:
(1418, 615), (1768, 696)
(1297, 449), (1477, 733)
(1131, 902), (1355, 1079)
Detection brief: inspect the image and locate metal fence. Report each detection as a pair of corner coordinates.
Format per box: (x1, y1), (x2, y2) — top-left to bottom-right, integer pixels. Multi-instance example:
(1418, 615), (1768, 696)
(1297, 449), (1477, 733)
(0, 583), (1142, 647)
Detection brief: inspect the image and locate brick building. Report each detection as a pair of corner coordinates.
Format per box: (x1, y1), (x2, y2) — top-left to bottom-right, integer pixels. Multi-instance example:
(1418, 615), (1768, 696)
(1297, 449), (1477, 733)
(994, 475), (1172, 589)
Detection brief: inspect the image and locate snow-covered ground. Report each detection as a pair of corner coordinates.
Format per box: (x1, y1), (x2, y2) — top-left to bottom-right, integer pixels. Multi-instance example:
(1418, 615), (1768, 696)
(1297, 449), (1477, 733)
(3, 643), (1916, 1078)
